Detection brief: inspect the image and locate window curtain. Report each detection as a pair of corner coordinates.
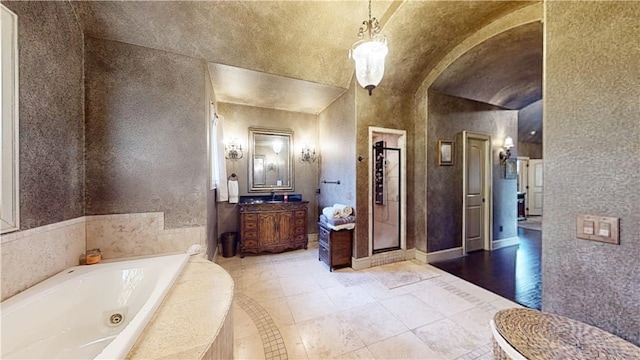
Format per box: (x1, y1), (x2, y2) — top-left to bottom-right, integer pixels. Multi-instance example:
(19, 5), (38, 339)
(211, 107), (228, 201)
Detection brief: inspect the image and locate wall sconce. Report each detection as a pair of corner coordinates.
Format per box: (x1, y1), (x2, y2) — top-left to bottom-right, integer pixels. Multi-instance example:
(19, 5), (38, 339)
(224, 139), (243, 160)
(300, 144), (317, 163)
(272, 140), (283, 155)
(499, 136), (514, 164)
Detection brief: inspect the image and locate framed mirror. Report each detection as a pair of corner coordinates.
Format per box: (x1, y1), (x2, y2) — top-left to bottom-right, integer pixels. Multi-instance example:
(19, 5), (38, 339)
(248, 127), (294, 192)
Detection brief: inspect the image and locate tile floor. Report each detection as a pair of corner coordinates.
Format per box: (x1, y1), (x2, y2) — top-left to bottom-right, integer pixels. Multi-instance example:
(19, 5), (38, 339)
(216, 242), (522, 360)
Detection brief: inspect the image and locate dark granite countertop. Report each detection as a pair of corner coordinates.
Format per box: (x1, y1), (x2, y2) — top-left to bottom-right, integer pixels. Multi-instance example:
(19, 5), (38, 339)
(239, 194), (303, 204)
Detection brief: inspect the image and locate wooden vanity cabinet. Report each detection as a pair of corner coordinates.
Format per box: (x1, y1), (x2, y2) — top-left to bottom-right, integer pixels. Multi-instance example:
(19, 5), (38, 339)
(239, 202), (308, 257)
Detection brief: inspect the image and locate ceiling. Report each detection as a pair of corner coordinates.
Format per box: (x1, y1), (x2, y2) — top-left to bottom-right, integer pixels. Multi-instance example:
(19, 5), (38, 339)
(431, 21), (543, 110)
(71, 1), (543, 138)
(518, 99), (543, 143)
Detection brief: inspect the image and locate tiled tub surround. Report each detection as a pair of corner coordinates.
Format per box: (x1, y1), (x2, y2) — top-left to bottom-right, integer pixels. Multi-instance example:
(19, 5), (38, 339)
(219, 243), (524, 360)
(0, 218), (86, 301)
(85, 213), (206, 260)
(127, 256), (234, 359)
(1, 212), (205, 301)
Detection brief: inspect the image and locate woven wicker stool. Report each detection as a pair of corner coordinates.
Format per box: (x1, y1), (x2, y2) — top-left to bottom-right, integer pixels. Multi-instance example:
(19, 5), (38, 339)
(490, 308), (640, 360)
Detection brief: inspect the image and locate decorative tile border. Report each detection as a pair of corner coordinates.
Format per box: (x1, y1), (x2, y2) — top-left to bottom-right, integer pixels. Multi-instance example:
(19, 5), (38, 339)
(231, 253), (289, 360)
(371, 249), (406, 266)
(235, 294), (288, 360)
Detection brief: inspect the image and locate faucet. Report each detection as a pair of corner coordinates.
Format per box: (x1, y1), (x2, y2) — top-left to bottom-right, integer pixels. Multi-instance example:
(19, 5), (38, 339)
(270, 191), (275, 201)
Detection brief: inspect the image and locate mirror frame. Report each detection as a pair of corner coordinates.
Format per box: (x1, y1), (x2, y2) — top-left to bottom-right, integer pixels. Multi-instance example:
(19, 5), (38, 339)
(248, 127), (294, 192)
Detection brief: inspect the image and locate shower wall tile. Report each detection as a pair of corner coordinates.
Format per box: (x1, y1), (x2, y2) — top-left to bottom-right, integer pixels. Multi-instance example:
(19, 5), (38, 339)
(1, 218), (86, 301)
(86, 212), (206, 260)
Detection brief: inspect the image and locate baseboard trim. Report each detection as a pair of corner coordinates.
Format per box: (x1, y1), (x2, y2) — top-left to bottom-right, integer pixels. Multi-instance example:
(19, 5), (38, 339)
(414, 249), (428, 264)
(404, 248), (416, 260)
(308, 233), (318, 242)
(493, 236), (519, 250)
(426, 247), (463, 263)
(351, 256), (371, 270)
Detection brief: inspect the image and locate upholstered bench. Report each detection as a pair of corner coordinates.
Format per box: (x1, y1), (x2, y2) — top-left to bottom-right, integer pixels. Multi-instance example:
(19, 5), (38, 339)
(490, 308), (640, 360)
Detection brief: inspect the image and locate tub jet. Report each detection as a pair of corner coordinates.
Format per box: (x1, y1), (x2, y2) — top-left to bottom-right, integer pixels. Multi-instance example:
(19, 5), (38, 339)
(109, 313), (124, 326)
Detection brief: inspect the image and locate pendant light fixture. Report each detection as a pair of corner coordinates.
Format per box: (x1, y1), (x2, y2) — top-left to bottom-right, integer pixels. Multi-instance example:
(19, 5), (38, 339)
(349, 0), (388, 96)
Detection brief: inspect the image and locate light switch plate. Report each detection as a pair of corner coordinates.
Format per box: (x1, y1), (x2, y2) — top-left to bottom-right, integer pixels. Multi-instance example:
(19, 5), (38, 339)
(577, 214), (620, 245)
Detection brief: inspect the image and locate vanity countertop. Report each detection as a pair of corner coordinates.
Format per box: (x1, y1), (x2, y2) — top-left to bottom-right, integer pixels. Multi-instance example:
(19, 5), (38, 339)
(239, 193), (304, 204)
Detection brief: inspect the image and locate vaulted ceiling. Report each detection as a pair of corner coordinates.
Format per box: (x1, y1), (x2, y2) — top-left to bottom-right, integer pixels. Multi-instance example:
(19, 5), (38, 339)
(71, 1), (543, 138)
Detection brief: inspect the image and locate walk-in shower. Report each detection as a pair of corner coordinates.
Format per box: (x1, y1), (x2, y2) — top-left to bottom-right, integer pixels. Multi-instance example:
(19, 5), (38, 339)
(372, 137), (401, 253)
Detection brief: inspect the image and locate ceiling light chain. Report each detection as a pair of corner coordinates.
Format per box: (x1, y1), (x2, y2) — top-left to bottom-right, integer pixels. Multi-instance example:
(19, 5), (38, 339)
(358, 0), (381, 39)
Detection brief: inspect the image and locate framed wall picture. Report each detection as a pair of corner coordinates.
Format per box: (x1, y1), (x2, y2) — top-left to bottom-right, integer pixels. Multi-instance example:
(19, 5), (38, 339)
(504, 158), (517, 179)
(438, 140), (454, 166)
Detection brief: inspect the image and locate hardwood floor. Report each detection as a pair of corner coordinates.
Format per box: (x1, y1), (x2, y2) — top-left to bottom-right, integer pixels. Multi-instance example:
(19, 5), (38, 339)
(431, 228), (542, 309)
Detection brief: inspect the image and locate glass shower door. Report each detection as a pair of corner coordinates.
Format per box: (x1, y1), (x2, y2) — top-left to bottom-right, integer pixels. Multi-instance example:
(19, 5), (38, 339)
(372, 142), (401, 253)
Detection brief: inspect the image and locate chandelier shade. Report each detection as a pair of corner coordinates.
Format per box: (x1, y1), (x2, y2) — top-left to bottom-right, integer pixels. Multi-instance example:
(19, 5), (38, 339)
(349, 0), (388, 96)
(351, 38), (388, 95)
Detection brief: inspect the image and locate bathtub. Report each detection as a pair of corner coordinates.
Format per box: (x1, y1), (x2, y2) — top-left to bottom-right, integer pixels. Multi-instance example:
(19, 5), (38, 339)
(1, 253), (189, 359)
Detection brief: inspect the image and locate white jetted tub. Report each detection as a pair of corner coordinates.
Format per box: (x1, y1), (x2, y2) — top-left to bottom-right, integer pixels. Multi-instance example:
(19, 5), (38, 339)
(1, 253), (189, 359)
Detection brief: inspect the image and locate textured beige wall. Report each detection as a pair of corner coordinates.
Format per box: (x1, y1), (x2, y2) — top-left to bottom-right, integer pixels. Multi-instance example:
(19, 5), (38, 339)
(427, 92), (518, 252)
(217, 103), (319, 237)
(84, 38), (208, 229)
(543, 1), (639, 345)
(412, 85), (429, 253)
(354, 85), (413, 258)
(318, 79), (356, 210)
(2, 1), (85, 230)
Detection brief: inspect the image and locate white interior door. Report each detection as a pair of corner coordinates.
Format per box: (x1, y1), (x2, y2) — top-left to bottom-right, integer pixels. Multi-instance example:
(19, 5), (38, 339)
(528, 159), (544, 216)
(464, 137), (488, 253)
(517, 157), (529, 194)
